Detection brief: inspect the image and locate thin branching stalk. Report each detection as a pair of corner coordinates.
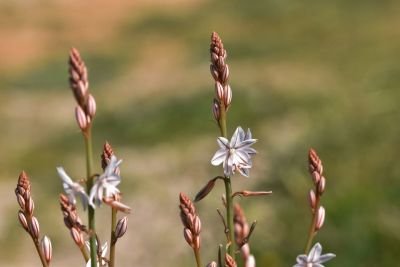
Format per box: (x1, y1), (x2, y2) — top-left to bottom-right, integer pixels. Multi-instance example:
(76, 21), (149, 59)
(109, 207), (117, 267)
(304, 197), (320, 253)
(84, 127), (96, 267)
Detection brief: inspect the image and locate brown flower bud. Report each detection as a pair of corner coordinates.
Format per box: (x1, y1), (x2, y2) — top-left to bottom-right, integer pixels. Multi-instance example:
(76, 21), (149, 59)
(193, 216), (201, 236)
(18, 211), (29, 231)
(41, 236), (52, 264)
(87, 93), (96, 118)
(308, 189), (316, 209)
(212, 99), (221, 122)
(75, 105), (87, 130)
(318, 176), (326, 195)
(311, 171), (321, 184)
(29, 216), (40, 239)
(70, 227), (84, 247)
(183, 228), (193, 246)
(195, 177), (219, 202)
(215, 81), (224, 101)
(210, 65), (219, 81)
(224, 84), (232, 107)
(26, 197), (35, 216)
(225, 254), (237, 267)
(16, 194), (25, 210)
(115, 216), (128, 239)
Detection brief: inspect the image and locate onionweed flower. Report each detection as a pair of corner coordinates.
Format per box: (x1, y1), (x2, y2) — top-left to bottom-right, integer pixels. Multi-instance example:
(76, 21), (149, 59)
(211, 126), (257, 177)
(57, 167), (89, 209)
(89, 155), (122, 208)
(294, 243), (335, 267)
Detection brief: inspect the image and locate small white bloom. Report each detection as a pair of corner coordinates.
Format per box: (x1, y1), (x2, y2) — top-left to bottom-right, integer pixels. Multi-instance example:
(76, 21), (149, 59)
(57, 167), (88, 209)
(294, 243), (336, 267)
(211, 126), (257, 177)
(85, 241), (108, 267)
(89, 155), (122, 208)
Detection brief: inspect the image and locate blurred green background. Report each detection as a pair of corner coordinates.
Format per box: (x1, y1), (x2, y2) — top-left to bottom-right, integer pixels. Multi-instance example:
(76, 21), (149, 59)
(1, 0), (399, 266)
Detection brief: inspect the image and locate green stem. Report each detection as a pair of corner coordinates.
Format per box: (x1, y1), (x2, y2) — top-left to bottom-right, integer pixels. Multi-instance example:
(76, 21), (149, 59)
(224, 177), (235, 259)
(304, 197), (320, 254)
(194, 248), (202, 267)
(218, 103), (235, 259)
(84, 127), (96, 267)
(109, 208), (117, 267)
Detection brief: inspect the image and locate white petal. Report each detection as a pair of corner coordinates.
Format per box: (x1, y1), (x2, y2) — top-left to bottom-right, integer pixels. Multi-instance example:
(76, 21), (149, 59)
(217, 137), (229, 149)
(211, 149), (227, 166)
(57, 167), (73, 185)
(230, 127), (243, 147)
(245, 128), (252, 140)
(296, 255), (308, 263)
(318, 253), (336, 263)
(308, 243), (322, 262)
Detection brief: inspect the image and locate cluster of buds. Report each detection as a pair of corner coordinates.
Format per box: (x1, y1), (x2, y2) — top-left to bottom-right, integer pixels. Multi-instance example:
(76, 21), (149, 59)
(308, 149), (327, 232)
(179, 193), (201, 250)
(69, 47), (96, 132)
(210, 32), (232, 121)
(60, 193), (86, 248)
(234, 204), (256, 267)
(15, 171), (52, 266)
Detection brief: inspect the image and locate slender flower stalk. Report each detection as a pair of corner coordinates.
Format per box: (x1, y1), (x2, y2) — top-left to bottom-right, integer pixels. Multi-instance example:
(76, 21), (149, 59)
(68, 48), (97, 267)
(210, 31), (236, 259)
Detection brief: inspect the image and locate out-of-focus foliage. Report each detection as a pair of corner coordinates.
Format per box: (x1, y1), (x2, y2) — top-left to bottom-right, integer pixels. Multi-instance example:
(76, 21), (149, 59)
(0, 0), (399, 266)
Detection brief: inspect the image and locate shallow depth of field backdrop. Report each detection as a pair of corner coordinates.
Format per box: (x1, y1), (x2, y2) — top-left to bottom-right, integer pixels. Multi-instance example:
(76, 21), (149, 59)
(1, 1), (399, 266)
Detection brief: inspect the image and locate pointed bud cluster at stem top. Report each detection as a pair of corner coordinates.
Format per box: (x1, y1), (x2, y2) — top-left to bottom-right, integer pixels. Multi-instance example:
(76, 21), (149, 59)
(179, 193), (201, 250)
(69, 48), (96, 132)
(307, 149), (329, 233)
(210, 32), (233, 121)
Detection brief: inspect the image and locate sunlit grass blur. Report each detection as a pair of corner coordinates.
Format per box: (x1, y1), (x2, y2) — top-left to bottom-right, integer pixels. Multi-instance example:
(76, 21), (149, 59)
(1, 0), (400, 266)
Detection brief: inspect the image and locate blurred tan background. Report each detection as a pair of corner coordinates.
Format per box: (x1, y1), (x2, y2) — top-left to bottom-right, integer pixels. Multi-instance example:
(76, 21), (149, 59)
(1, 0), (400, 266)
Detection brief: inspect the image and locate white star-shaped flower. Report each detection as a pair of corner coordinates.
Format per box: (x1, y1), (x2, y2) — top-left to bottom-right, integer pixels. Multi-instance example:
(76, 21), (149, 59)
(211, 126), (257, 177)
(89, 155), (122, 208)
(57, 167), (89, 209)
(294, 243), (336, 267)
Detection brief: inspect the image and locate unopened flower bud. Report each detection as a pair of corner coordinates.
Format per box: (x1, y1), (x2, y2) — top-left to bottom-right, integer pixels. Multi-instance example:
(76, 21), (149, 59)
(221, 65), (229, 84)
(16, 194), (25, 210)
(224, 84), (232, 107)
(207, 261), (217, 267)
(26, 197), (34, 215)
(29, 216), (40, 239)
(183, 228), (193, 246)
(318, 176), (326, 195)
(315, 206), (325, 231)
(41, 236), (52, 264)
(215, 81), (224, 101)
(87, 94), (96, 118)
(241, 243), (250, 258)
(71, 227), (84, 247)
(18, 211), (28, 231)
(115, 216), (128, 239)
(212, 99), (220, 121)
(193, 216), (201, 235)
(245, 255), (256, 267)
(210, 65), (219, 81)
(311, 171), (320, 184)
(308, 189), (316, 209)
(75, 105), (87, 130)
(225, 254), (237, 267)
